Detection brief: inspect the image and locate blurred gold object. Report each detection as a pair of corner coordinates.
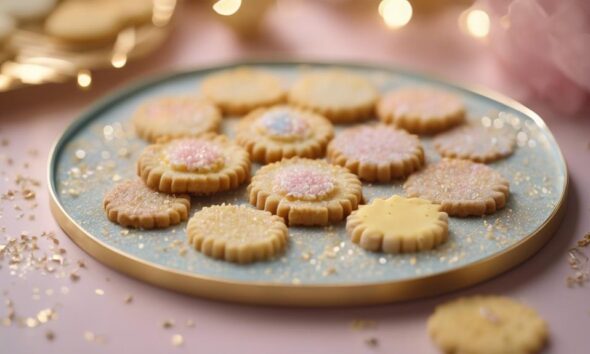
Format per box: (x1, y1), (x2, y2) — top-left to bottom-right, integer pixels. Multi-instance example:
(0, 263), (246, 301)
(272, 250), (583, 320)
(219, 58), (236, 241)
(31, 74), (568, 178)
(0, 0), (177, 92)
(211, 0), (275, 38)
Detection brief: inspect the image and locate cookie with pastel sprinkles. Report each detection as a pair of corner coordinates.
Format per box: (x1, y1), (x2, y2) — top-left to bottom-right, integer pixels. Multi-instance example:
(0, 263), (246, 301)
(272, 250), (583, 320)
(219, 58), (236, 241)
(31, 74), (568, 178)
(200, 67), (285, 115)
(347, 195), (448, 253)
(187, 204), (288, 264)
(377, 87), (465, 134)
(235, 105), (334, 163)
(288, 70), (378, 123)
(428, 296), (548, 354)
(434, 123), (516, 163)
(327, 124), (424, 182)
(133, 97), (222, 143)
(137, 134), (250, 194)
(403, 159), (509, 217)
(103, 179), (190, 229)
(248, 157), (363, 226)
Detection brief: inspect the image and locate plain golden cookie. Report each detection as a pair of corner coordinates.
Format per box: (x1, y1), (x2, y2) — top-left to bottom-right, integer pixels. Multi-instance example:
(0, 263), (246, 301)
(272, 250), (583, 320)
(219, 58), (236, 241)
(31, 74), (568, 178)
(434, 123), (516, 163)
(248, 157), (363, 226)
(137, 134), (250, 194)
(133, 97), (222, 143)
(347, 195), (448, 253)
(200, 67), (285, 115)
(235, 105), (334, 164)
(377, 87), (465, 134)
(327, 124), (424, 182)
(428, 296), (548, 354)
(404, 159), (509, 217)
(103, 179), (190, 229)
(187, 204), (288, 264)
(288, 70), (378, 123)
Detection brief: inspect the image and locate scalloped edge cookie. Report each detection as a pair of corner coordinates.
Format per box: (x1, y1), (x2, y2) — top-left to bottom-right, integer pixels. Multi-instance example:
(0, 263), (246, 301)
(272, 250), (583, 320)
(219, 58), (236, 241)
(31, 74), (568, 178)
(137, 133), (251, 194)
(434, 123), (516, 163)
(187, 204), (288, 264)
(288, 69), (378, 123)
(200, 67), (286, 115)
(235, 105), (334, 164)
(347, 195), (448, 253)
(428, 296), (548, 354)
(403, 158), (510, 217)
(248, 157), (363, 226)
(133, 97), (222, 143)
(327, 124), (424, 182)
(377, 87), (465, 134)
(103, 179), (190, 229)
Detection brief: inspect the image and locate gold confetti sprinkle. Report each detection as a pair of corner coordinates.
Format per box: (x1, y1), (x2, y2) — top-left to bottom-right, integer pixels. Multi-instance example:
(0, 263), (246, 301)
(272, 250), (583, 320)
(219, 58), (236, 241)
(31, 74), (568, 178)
(162, 320), (174, 329)
(171, 334), (184, 347)
(70, 272), (80, 282)
(124, 295), (133, 304)
(95, 289), (104, 296)
(25, 317), (38, 328)
(185, 319), (195, 328)
(46, 330), (55, 341)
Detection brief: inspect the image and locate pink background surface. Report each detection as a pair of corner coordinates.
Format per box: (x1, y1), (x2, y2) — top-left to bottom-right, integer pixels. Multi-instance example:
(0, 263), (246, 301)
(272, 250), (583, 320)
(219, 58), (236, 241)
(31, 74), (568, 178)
(1, 1), (589, 353)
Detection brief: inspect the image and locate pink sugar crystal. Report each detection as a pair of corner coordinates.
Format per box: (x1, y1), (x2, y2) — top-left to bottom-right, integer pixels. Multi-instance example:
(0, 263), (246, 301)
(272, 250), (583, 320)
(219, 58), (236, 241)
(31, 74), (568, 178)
(274, 165), (334, 199)
(258, 109), (309, 137)
(167, 139), (222, 171)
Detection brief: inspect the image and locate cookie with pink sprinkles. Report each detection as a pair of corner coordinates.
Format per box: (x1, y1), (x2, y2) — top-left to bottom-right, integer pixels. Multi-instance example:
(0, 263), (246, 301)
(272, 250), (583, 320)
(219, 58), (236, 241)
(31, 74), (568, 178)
(235, 105), (334, 164)
(327, 124), (424, 182)
(137, 134), (250, 194)
(248, 157), (363, 226)
(133, 97), (221, 143)
(403, 159), (510, 217)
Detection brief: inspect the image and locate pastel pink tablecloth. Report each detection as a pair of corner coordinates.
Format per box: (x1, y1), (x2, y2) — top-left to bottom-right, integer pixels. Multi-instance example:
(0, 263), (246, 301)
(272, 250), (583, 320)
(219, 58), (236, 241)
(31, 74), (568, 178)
(1, 2), (589, 353)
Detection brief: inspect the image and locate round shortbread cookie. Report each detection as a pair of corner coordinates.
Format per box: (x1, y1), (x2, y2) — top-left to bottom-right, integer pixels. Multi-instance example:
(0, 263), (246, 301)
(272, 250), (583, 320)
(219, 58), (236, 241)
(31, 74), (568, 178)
(200, 67), (285, 115)
(0, 0), (56, 22)
(103, 179), (190, 229)
(288, 70), (378, 123)
(404, 159), (509, 217)
(428, 296), (548, 354)
(434, 123), (516, 163)
(236, 105), (334, 164)
(133, 97), (222, 143)
(137, 134), (251, 194)
(347, 195), (448, 253)
(377, 87), (465, 134)
(248, 157), (363, 226)
(327, 124), (424, 182)
(187, 204), (288, 264)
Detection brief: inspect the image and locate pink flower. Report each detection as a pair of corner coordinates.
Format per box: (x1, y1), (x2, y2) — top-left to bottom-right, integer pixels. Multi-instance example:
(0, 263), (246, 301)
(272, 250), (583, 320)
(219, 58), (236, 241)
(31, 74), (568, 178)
(481, 0), (590, 114)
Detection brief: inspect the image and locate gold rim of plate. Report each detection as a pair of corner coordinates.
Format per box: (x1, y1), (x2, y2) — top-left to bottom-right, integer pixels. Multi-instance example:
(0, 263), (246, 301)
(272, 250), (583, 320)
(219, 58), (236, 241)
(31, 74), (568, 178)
(47, 60), (569, 307)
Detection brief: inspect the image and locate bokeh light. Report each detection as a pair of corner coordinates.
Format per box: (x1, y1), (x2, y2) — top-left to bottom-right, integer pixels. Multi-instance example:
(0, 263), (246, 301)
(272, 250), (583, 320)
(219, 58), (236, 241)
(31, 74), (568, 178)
(213, 0), (242, 16)
(379, 0), (413, 29)
(464, 8), (490, 38)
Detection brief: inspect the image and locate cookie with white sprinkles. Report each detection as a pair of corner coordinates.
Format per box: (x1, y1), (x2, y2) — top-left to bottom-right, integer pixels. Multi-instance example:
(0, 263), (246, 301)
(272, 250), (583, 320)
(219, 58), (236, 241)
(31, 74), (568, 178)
(137, 134), (250, 194)
(187, 204), (288, 264)
(133, 97), (221, 143)
(103, 179), (190, 229)
(236, 105), (334, 163)
(248, 158), (363, 226)
(428, 296), (548, 354)
(327, 124), (424, 182)
(434, 123), (516, 163)
(403, 159), (509, 217)
(377, 87), (465, 134)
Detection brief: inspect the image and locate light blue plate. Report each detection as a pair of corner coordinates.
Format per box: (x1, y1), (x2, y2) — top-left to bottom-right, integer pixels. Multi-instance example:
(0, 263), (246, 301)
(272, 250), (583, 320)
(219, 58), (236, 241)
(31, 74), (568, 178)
(49, 61), (567, 305)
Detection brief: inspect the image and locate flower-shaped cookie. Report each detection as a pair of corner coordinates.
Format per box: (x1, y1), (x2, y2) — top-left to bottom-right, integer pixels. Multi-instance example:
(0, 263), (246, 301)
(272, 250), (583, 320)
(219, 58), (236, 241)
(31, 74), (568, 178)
(187, 204), (288, 264)
(201, 67), (285, 115)
(103, 179), (190, 229)
(133, 97), (221, 142)
(434, 123), (516, 163)
(327, 124), (424, 182)
(428, 296), (548, 354)
(236, 105), (334, 163)
(377, 87), (465, 134)
(137, 134), (250, 194)
(347, 196), (448, 253)
(248, 158), (363, 226)
(404, 159), (510, 216)
(288, 70), (378, 123)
